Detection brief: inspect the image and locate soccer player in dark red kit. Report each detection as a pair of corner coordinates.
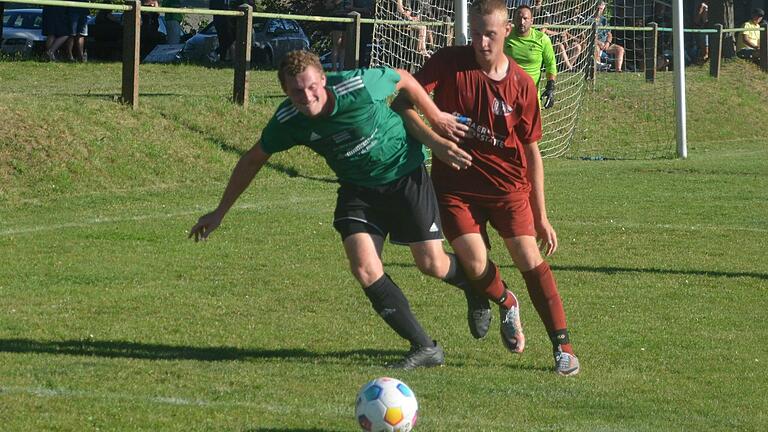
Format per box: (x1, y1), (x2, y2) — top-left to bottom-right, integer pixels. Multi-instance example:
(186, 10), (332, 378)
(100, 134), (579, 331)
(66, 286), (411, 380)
(394, 0), (580, 375)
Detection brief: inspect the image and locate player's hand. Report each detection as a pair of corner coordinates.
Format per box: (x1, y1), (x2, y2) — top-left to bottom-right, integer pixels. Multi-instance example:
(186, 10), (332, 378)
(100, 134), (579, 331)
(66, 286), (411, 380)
(541, 80), (556, 109)
(189, 211), (223, 242)
(535, 218), (558, 256)
(430, 111), (471, 143)
(430, 138), (472, 170)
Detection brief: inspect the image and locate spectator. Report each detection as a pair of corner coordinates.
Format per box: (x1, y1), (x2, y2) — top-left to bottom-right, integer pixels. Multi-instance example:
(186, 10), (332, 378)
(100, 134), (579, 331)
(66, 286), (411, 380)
(593, 0), (624, 72)
(349, 0), (374, 66)
(140, 0), (164, 59)
(164, 0), (185, 45)
(324, 0), (349, 70)
(692, 1), (710, 64)
(210, 0), (235, 62)
(45, 5), (73, 61)
(533, 0), (583, 72)
(736, 8), (764, 62)
(69, 0), (89, 62)
(396, 0), (431, 58)
(92, 10), (122, 60)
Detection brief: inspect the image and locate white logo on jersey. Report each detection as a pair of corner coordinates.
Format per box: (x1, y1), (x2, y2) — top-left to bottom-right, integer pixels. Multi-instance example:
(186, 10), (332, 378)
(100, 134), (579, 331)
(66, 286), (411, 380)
(310, 131), (323, 141)
(429, 223), (439, 233)
(492, 97), (515, 116)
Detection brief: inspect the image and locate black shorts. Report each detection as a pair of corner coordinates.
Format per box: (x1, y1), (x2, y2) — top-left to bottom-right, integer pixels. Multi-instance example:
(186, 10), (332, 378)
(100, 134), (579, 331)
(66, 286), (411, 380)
(333, 165), (443, 245)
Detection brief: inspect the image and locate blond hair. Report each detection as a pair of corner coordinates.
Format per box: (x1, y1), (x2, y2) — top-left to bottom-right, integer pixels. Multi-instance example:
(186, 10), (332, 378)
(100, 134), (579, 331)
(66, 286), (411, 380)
(469, 0), (509, 20)
(278, 50), (324, 88)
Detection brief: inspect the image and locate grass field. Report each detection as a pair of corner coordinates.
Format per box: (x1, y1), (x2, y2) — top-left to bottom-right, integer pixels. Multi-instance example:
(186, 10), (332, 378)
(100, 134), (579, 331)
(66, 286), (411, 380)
(1, 60), (767, 431)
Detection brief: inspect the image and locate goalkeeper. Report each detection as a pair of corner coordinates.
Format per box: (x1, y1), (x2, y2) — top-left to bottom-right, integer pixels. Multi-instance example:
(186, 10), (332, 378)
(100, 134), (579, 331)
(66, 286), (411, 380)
(504, 4), (558, 109)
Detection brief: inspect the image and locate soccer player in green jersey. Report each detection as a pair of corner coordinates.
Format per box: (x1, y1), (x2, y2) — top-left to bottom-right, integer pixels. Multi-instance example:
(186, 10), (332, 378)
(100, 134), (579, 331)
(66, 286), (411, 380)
(189, 50), (489, 370)
(504, 4), (558, 109)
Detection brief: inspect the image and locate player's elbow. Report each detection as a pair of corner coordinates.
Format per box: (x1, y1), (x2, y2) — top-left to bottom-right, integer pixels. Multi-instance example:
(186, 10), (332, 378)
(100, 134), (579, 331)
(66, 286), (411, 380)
(390, 93), (414, 114)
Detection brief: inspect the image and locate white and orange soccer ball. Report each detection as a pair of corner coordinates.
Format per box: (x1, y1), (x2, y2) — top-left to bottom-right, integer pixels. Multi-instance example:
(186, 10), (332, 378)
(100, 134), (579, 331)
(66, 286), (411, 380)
(355, 377), (418, 432)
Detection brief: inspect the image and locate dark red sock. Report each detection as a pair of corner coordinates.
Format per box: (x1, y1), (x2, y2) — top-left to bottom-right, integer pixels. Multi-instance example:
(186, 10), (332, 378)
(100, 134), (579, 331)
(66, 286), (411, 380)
(471, 260), (517, 309)
(522, 262), (573, 355)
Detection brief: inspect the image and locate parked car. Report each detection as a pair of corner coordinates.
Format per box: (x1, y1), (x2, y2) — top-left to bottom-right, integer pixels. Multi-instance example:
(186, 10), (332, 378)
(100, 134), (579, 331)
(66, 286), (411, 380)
(1, 8), (45, 56)
(178, 17), (310, 68)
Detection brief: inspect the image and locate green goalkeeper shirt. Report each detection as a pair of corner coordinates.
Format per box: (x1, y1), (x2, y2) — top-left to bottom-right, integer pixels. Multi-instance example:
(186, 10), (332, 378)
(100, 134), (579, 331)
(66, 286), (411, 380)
(260, 68), (426, 187)
(504, 28), (557, 90)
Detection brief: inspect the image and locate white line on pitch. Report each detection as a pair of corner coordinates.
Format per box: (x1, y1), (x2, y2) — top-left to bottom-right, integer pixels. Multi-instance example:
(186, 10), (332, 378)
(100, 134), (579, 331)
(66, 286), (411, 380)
(1, 201), (764, 237)
(557, 219), (768, 233)
(0, 197), (327, 237)
(0, 385), (348, 414)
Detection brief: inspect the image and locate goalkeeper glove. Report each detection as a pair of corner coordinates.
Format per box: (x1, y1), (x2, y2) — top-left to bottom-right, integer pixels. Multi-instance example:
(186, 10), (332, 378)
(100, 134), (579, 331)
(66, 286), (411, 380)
(541, 79), (555, 109)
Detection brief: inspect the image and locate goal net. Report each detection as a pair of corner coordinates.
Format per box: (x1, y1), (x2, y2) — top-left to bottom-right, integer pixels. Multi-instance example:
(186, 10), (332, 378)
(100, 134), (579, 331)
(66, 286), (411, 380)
(371, 0), (678, 160)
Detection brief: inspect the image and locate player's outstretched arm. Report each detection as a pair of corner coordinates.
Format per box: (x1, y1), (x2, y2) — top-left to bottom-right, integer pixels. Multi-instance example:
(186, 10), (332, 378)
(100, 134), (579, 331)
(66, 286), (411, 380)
(524, 141), (558, 256)
(393, 68), (471, 142)
(392, 97), (472, 171)
(189, 141), (271, 242)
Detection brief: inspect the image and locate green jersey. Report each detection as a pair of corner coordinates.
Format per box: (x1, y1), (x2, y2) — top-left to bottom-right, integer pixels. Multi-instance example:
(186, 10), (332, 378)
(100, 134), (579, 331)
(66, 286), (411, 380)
(504, 28), (557, 90)
(260, 68), (426, 187)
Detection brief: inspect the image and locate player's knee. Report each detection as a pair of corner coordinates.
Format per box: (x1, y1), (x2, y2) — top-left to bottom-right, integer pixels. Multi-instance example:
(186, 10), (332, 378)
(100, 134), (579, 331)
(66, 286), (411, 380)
(349, 263), (384, 287)
(461, 258), (488, 279)
(413, 255), (444, 278)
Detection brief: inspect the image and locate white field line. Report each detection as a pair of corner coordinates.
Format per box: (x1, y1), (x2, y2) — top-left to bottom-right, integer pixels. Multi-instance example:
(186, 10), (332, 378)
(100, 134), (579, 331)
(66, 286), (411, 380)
(1, 201), (765, 237)
(557, 219), (768, 233)
(0, 385), (346, 414)
(0, 197), (327, 237)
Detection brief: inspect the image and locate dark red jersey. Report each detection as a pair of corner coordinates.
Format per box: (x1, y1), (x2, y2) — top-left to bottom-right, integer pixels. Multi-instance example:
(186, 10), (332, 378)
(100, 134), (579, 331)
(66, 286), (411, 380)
(415, 45), (543, 201)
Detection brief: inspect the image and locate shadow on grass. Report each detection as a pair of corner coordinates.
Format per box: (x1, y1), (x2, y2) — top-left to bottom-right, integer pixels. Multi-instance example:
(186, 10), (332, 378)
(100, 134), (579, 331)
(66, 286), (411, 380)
(549, 264), (768, 281)
(265, 161), (338, 184)
(0, 338), (402, 364)
(386, 261), (767, 281)
(244, 429), (337, 432)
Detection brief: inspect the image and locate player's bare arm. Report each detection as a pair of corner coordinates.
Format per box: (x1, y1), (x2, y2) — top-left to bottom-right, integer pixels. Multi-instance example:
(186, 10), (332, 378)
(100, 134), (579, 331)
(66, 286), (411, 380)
(524, 141), (558, 256)
(189, 141), (271, 242)
(392, 69), (472, 142)
(390, 70), (472, 170)
(392, 100), (472, 171)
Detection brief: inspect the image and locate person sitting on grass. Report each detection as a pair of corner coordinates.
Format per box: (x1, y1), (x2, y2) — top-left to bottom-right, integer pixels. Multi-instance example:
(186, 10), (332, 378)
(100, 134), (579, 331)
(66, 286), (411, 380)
(736, 8), (765, 62)
(593, 1), (624, 72)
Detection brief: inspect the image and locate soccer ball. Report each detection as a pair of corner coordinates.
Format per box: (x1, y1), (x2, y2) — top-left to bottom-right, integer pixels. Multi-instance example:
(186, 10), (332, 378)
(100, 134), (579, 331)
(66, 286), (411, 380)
(355, 377), (418, 432)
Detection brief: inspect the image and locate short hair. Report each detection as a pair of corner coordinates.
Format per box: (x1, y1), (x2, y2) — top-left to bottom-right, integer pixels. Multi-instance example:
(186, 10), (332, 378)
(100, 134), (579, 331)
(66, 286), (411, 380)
(515, 4), (533, 17)
(752, 8), (765, 18)
(469, 0), (509, 20)
(278, 50), (323, 88)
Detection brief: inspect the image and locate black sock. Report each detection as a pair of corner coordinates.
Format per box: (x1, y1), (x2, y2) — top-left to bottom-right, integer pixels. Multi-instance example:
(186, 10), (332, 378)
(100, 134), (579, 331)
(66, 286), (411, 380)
(442, 253), (473, 292)
(364, 274), (433, 348)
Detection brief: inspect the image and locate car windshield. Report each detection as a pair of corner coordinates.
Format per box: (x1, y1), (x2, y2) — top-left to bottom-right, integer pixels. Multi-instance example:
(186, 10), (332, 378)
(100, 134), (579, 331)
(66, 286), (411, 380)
(3, 11), (43, 29)
(201, 19), (268, 35)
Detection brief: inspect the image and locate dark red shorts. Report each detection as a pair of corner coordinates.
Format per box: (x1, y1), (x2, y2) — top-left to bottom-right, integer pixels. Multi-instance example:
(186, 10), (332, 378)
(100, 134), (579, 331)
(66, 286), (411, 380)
(438, 193), (535, 246)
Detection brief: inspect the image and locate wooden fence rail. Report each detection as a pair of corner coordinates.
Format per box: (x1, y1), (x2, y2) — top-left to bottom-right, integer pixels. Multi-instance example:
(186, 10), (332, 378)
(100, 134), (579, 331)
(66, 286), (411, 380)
(2, 0), (767, 108)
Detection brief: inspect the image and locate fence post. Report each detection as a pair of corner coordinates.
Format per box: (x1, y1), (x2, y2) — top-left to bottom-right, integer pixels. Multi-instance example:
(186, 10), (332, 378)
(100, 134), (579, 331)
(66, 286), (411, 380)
(710, 24), (722, 78)
(760, 23), (768, 73)
(645, 22), (658, 83)
(233, 4), (253, 107)
(121, 0), (141, 109)
(344, 12), (361, 70)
